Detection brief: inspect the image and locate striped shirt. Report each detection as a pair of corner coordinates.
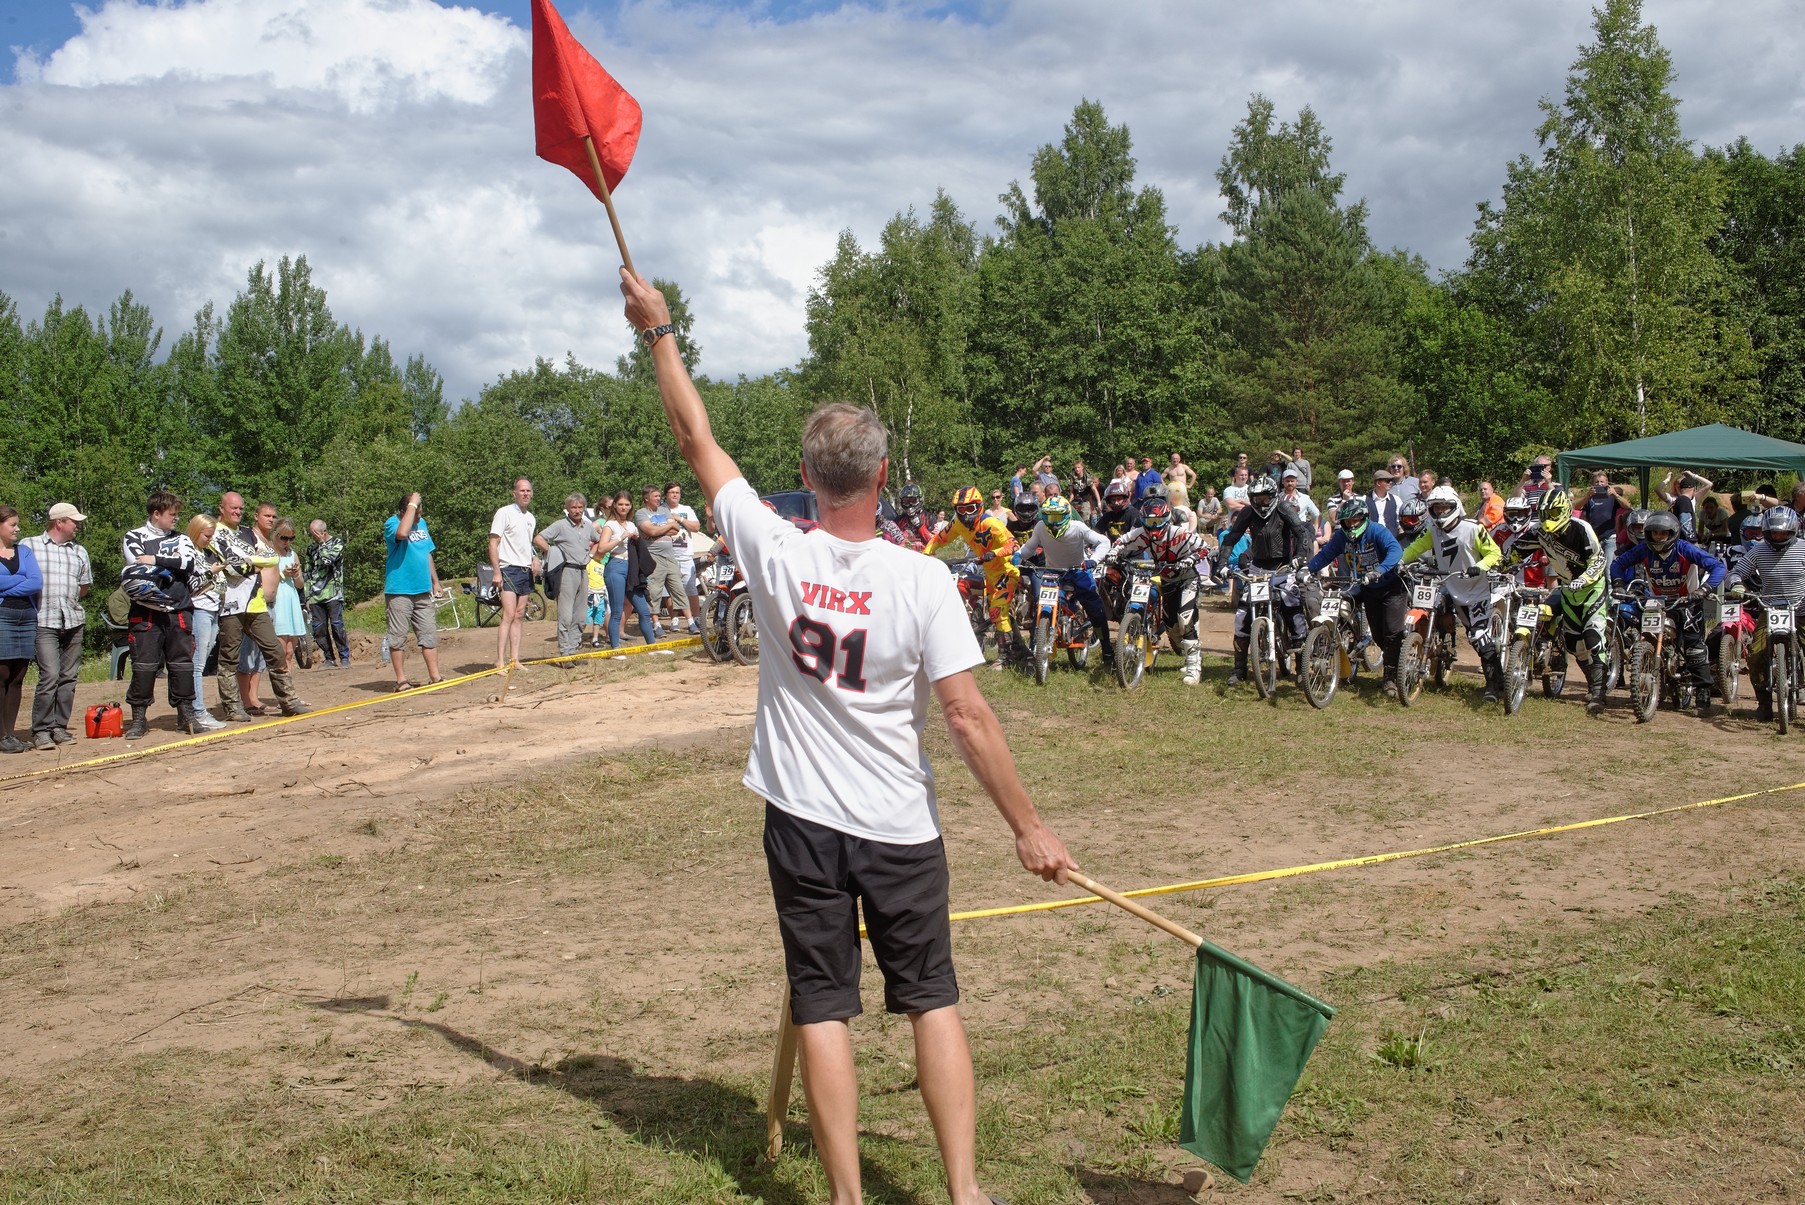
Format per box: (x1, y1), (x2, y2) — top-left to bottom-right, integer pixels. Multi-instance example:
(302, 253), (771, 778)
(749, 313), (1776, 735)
(1727, 541), (1805, 607)
(21, 534), (91, 630)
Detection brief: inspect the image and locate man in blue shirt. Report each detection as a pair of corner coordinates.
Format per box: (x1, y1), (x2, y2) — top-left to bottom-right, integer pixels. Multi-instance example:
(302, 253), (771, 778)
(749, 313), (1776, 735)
(1308, 497), (1408, 697)
(383, 491), (444, 690)
(1132, 456), (1163, 505)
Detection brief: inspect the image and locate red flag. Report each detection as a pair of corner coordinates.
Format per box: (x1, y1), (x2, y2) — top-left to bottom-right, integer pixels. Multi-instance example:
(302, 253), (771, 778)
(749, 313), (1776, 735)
(531, 0), (641, 198)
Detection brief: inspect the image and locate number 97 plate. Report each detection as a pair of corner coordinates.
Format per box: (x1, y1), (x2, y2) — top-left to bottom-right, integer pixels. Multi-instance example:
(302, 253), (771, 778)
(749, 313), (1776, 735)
(1771, 608), (1796, 636)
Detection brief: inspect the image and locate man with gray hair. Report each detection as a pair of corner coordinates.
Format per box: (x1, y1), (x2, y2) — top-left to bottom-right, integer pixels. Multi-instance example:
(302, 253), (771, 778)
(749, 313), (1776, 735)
(622, 267), (1074, 1205)
(534, 493), (601, 658)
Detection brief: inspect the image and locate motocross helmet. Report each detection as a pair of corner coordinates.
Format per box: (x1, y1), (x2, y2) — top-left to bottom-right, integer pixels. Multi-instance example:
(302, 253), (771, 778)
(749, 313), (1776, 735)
(898, 482), (925, 516)
(1338, 496), (1370, 541)
(1502, 496), (1533, 532)
(1012, 495), (1041, 524)
(1625, 508), (1650, 544)
(1140, 495), (1171, 531)
(1040, 495), (1073, 537)
(1249, 475), (1278, 518)
(1539, 487), (1574, 536)
(1427, 484), (1465, 532)
(1741, 511), (1765, 540)
(1762, 505), (1799, 549)
(1397, 498), (1428, 538)
(120, 563), (188, 612)
(1102, 479), (1131, 512)
(953, 486), (983, 524)
(1644, 510), (1681, 552)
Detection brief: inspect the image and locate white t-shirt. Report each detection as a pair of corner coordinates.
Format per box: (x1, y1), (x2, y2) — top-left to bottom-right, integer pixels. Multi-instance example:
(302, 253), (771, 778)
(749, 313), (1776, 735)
(714, 476), (984, 844)
(669, 503), (699, 562)
(489, 504), (537, 568)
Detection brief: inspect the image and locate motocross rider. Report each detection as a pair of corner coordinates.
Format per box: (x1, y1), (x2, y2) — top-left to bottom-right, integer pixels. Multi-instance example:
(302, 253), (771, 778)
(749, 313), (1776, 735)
(1014, 496), (1115, 671)
(923, 486), (1026, 670)
(1726, 506), (1805, 723)
(1102, 487), (1211, 684)
(1535, 488), (1613, 716)
(1306, 496), (1407, 695)
(1401, 485), (1507, 702)
(893, 482), (937, 549)
(1220, 474), (1314, 686)
(1610, 509), (1726, 715)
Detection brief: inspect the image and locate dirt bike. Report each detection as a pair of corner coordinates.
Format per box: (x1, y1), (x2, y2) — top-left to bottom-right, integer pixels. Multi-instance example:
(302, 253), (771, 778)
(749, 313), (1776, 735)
(1396, 568), (1456, 705)
(950, 558), (992, 648)
(1299, 575), (1363, 709)
(698, 551), (742, 663)
(1708, 586), (1751, 708)
(720, 562), (758, 666)
(1028, 567), (1100, 684)
(1752, 595), (1802, 735)
(1108, 558), (1167, 690)
(1228, 566), (1305, 702)
(1500, 584), (1557, 716)
(1619, 584), (1702, 723)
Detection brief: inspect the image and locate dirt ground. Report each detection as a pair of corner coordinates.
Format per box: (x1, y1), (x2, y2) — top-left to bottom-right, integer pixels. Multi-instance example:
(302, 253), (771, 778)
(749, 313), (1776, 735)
(2, 605), (1803, 1202)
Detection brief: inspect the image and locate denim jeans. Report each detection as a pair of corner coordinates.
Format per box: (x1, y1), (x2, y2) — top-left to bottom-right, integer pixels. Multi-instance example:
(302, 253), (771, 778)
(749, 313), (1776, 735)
(604, 556), (657, 648)
(30, 624), (84, 735)
(191, 607), (220, 709)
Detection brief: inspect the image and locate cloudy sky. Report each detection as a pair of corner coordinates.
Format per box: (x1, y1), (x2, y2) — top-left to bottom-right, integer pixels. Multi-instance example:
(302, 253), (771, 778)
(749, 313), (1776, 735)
(3, 0), (1800, 404)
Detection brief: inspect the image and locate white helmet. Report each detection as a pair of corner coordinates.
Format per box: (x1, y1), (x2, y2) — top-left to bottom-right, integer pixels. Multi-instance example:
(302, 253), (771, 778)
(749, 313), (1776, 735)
(1426, 484), (1465, 532)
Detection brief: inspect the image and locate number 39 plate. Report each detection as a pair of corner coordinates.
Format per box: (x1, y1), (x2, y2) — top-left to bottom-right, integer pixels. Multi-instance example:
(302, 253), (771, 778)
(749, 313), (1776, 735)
(1130, 581), (1151, 603)
(1412, 583), (1437, 608)
(1771, 608), (1796, 635)
(1248, 580), (1271, 602)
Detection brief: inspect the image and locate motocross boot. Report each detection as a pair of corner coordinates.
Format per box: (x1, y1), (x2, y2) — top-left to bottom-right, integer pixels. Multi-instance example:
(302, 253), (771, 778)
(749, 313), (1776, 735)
(1684, 650), (1714, 717)
(123, 707), (149, 741)
(1755, 686), (1774, 723)
(1182, 641), (1202, 686)
(1481, 650), (1506, 704)
(1227, 638), (1249, 686)
(1584, 658), (1607, 716)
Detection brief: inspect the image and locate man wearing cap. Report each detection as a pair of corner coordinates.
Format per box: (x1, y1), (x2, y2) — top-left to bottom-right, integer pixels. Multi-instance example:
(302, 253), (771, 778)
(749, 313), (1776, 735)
(25, 503), (92, 749)
(1280, 469), (1319, 546)
(1367, 469), (1402, 536)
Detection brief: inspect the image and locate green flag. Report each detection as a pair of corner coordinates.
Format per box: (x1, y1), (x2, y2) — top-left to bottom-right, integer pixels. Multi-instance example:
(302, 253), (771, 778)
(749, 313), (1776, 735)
(1179, 940), (1335, 1184)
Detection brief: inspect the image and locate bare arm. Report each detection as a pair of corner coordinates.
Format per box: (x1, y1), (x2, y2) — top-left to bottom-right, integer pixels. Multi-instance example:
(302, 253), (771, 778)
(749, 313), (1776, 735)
(488, 532), (501, 572)
(932, 670), (1076, 882)
(395, 495), (420, 541)
(620, 269), (742, 506)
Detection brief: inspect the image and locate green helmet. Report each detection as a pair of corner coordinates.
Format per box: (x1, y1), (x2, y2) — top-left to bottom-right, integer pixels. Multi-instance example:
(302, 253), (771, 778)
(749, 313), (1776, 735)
(1039, 495), (1072, 537)
(1338, 495), (1370, 540)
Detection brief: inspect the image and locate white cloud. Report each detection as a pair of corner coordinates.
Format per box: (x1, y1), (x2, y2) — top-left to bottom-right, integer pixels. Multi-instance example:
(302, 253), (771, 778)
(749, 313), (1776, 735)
(1, 0), (1800, 406)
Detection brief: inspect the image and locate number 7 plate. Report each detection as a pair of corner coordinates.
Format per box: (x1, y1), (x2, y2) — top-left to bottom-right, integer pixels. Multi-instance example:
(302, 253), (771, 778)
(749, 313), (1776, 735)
(1771, 608), (1796, 635)
(1248, 580), (1270, 602)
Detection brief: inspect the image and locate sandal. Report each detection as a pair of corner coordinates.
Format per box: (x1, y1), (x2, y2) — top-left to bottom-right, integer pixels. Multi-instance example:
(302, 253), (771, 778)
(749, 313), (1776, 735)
(426, 676), (444, 685)
(394, 680), (415, 692)
(243, 704), (274, 717)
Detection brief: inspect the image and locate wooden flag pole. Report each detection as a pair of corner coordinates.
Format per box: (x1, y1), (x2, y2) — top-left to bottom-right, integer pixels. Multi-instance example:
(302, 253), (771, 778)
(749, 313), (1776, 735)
(765, 981), (799, 1161)
(582, 135), (636, 278)
(1067, 871), (1205, 949)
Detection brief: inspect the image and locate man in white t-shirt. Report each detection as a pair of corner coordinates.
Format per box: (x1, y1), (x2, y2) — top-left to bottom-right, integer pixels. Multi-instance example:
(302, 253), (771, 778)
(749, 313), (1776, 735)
(622, 266), (1074, 1205)
(488, 478), (540, 670)
(663, 481), (704, 634)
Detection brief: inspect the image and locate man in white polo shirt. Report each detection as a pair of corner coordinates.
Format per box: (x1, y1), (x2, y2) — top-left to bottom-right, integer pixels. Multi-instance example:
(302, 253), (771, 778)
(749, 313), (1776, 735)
(622, 266), (1074, 1205)
(488, 478), (541, 670)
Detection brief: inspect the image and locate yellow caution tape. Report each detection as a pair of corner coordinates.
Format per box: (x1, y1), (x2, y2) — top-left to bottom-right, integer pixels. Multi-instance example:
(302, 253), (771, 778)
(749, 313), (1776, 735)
(0, 635), (703, 787)
(938, 780), (1805, 926)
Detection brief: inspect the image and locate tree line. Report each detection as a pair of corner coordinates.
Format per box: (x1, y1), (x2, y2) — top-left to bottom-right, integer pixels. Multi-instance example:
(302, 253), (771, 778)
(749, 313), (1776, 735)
(2, 0), (1801, 637)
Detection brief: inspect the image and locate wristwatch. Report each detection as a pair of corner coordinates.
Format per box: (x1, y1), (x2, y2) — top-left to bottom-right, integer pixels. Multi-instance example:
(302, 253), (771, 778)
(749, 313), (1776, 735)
(640, 323), (675, 348)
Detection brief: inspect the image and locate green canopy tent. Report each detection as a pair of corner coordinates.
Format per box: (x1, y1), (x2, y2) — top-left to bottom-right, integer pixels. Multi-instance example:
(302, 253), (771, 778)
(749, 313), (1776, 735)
(1555, 423), (1805, 501)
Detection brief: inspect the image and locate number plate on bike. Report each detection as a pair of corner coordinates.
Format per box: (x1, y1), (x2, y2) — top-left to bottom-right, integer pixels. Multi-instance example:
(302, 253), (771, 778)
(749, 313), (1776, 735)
(1720, 603), (1741, 625)
(1411, 583), (1437, 608)
(1038, 584), (1060, 608)
(1319, 597), (1342, 620)
(1771, 609), (1795, 635)
(1515, 604), (1540, 629)
(1248, 580), (1270, 602)
(1640, 610), (1664, 635)
(1130, 581), (1150, 603)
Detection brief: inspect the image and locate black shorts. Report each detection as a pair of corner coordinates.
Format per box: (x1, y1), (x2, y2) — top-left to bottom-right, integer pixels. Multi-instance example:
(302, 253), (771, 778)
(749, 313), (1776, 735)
(763, 802), (958, 1025)
(499, 565), (534, 596)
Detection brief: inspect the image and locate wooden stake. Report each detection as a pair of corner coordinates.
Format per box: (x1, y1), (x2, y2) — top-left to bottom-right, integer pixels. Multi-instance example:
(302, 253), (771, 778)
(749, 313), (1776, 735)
(765, 980), (798, 1161)
(1067, 870), (1205, 949)
(582, 135), (636, 278)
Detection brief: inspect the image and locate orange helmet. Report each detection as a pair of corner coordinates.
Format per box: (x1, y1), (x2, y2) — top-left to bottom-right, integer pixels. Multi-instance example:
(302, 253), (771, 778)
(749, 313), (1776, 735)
(953, 486), (983, 523)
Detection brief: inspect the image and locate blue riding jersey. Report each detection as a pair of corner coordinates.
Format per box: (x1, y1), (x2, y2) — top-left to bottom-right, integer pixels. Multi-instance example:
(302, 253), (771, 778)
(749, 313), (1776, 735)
(1609, 538), (1726, 597)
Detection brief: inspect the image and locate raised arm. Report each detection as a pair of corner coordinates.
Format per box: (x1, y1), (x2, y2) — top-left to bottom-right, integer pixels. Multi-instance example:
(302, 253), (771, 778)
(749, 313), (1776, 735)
(620, 269), (741, 506)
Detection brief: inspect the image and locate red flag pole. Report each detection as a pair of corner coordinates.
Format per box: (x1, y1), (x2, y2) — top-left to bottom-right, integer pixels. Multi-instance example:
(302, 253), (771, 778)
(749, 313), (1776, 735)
(582, 135), (636, 278)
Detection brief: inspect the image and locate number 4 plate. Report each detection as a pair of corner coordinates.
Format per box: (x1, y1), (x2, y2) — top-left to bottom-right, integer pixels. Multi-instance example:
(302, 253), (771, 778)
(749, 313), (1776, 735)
(1772, 609), (1796, 635)
(1412, 583), (1437, 608)
(1130, 581), (1151, 603)
(1719, 602), (1741, 625)
(1248, 580), (1270, 602)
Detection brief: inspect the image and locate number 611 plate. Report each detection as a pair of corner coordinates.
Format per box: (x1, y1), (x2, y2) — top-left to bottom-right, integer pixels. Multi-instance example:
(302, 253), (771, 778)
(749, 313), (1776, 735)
(1038, 584), (1060, 608)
